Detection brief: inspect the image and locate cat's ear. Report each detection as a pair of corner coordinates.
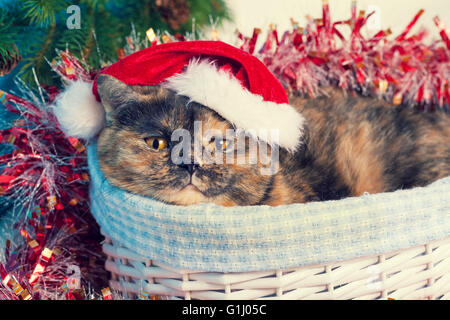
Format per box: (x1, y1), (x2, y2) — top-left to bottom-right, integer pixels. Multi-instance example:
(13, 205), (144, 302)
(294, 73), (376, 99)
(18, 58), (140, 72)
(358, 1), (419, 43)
(96, 74), (138, 114)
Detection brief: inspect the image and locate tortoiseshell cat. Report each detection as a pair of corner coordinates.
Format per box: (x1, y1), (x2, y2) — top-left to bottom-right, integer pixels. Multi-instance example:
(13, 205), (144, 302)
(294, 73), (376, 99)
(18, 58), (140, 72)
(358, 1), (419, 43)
(96, 74), (450, 206)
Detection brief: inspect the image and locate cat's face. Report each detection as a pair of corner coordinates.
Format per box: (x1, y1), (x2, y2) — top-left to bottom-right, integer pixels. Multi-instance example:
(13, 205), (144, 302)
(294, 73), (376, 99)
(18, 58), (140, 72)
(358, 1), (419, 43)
(96, 75), (277, 206)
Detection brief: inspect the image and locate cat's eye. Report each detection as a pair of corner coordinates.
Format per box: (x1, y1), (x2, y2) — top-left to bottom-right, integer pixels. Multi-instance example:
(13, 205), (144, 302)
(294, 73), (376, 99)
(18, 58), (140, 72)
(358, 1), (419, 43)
(145, 137), (168, 151)
(214, 138), (231, 152)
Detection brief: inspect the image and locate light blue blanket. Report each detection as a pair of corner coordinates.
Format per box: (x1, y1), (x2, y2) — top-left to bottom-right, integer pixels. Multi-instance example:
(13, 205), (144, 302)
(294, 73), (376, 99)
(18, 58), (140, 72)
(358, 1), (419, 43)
(87, 141), (450, 272)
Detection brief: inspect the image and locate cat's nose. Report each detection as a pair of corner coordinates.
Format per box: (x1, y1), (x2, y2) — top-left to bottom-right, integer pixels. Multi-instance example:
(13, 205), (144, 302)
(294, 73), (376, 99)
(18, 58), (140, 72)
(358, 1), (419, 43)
(179, 163), (199, 175)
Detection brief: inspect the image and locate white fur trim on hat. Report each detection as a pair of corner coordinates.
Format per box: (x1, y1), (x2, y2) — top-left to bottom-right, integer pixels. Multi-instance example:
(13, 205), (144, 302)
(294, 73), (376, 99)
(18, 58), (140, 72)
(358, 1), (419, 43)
(163, 60), (305, 152)
(51, 80), (105, 141)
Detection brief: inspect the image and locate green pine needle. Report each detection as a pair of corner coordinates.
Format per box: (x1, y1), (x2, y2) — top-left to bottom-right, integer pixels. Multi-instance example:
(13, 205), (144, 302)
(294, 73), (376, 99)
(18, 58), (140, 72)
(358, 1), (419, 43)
(23, 0), (69, 26)
(0, 9), (20, 59)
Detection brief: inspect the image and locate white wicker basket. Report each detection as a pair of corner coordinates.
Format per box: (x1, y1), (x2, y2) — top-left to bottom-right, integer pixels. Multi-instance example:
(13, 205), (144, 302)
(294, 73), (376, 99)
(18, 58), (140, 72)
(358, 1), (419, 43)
(102, 233), (450, 300)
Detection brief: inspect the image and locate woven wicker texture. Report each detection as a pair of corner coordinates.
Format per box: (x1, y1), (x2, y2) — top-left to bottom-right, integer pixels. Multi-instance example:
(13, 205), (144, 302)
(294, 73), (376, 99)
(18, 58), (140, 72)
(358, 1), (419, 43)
(102, 234), (450, 300)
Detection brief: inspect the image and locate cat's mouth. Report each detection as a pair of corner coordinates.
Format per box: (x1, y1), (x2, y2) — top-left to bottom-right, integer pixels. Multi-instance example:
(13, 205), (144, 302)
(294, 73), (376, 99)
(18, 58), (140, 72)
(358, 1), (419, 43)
(180, 183), (203, 194)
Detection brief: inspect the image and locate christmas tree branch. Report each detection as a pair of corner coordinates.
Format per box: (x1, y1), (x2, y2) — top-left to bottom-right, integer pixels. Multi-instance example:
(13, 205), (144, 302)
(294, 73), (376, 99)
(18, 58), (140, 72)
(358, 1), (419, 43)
(82, 8), (96, 63)
(35, 22), (56, 72)
(23, 0), (68, 26)
(2, 0), (230, 87)
(0, 9), (20, 59)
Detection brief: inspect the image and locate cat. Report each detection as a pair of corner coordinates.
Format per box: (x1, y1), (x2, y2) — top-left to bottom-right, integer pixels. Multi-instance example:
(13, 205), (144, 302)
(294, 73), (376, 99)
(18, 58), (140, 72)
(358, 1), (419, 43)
(96, 74), (450, 206)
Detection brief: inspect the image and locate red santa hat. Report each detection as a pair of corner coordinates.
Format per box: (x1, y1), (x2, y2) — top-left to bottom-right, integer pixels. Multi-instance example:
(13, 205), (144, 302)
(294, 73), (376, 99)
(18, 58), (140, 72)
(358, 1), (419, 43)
(52, 41), (305, 152)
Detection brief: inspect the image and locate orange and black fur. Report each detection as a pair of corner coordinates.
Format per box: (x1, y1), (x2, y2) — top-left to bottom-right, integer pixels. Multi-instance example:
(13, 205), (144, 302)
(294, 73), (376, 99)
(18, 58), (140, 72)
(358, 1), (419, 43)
(96, 75), (450, 206)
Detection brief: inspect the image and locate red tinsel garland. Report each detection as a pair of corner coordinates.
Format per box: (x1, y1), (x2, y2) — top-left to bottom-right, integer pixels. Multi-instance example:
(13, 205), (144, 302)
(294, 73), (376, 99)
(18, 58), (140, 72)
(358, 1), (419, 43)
(0, 52), (108, 300)
(0, 1), (449, 300)
(236, 4), (449, 110)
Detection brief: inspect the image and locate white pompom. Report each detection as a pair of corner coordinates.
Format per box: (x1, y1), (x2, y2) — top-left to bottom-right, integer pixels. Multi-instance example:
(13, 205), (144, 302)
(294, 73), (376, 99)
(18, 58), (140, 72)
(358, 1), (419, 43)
(51, 80), (105, 141)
